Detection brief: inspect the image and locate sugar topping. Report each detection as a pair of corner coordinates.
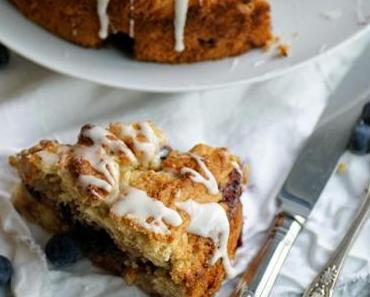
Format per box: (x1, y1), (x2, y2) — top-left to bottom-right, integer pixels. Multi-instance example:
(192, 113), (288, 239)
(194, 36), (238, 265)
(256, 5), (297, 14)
(75, 125), (138, 197)
(111, 187), (183, 234)
(97, 0), (110, 39)
(82, 125), (137, 163)
(76, 145), (120, 197)
(181, 153), (219, 195)
(36, 150), (59, 166)
(118, 122), (161, 166)
(175, 199), (236, 277)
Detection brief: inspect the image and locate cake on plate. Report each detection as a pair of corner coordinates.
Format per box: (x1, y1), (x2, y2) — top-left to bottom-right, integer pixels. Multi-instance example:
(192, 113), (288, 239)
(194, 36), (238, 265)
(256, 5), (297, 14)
(9, 0), (272, 63)
(10, 121), (247, 297)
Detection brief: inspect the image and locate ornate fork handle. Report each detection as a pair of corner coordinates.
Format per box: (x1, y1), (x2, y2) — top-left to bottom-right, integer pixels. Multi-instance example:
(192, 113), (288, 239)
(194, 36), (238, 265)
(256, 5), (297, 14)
(302, 187), (370, 297)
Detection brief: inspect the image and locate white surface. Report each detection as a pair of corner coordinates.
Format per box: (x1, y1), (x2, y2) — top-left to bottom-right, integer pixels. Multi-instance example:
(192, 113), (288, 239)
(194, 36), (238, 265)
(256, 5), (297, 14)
(0, 0), (370, 92)
(0, 32), (370, 297)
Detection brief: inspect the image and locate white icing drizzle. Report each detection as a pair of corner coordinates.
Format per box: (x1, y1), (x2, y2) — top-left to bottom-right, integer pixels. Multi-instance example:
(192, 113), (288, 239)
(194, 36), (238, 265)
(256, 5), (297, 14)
(129, 0), (135, 38)
(181, 153), (219, 195)
(37, 151), (58, 166)
(75, 125), (139, 197)
(111, 187), (183, 234)
(77, 145), (120, 197)
(231, 161), (243, 176)
(82, 125), (137, 163)
(119, 122), (161, 166)
(79, 175), (113, 193)
(174, 0), (189, 52)
(175, 199), (236, 277)
(97, 0), (110, 39)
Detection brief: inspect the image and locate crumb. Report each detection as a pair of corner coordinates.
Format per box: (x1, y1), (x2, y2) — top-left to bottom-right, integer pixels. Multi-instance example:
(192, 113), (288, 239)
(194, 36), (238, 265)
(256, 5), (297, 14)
(263, 35), (280, 52)
(277, 43), (290, 57)
(336, 162), (348, 174)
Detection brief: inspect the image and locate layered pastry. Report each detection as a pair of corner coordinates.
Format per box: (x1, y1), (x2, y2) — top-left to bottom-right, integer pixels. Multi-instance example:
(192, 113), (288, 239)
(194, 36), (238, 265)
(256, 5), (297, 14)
(9, 0), (272, 63)
(10, 121), (246, 297)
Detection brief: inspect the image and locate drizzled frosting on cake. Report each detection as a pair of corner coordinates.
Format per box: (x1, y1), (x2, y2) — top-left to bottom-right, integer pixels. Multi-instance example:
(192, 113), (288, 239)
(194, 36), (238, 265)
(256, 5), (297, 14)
(96, 0), (190, 52)
(118, 122), (161, 166)
(82, 125), (137, 162)
(175, 199), (236, 277)
(97, 0), (110, 39)
(75, 125), (137, 197)
(76, 145), (120, 197)
(174, 0), (189, 52)
(111, 187), (183, 234)
(181, 153), (219, 194)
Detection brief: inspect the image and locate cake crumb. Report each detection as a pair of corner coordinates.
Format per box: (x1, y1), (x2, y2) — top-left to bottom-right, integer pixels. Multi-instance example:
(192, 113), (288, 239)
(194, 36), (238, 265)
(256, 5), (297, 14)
(263, 35), (280, 52)
(336, 162), (348, 174)
(277, 43), (290, 57)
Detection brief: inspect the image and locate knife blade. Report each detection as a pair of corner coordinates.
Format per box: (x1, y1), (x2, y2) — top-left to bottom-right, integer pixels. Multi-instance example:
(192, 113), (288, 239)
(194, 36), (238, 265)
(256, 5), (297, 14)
(231, 41), (370, 297)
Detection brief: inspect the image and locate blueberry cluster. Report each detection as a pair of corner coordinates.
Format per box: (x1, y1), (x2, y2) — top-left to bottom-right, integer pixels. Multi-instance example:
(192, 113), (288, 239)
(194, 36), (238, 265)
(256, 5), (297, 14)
(0, 44), (10, 69)
(45, 234), (82, 268)
(350, 103), (370, 155)
(0, 255), (13, 293)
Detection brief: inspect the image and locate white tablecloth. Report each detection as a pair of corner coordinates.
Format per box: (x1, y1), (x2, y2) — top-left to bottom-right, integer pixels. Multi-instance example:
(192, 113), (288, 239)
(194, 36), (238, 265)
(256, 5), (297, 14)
(0, 34), (370, 297)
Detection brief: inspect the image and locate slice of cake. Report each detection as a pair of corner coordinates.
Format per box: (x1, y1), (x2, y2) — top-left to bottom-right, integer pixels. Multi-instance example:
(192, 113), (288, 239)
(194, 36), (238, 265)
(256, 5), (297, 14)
(10, 121), (246, 297)
(9, 0), (272, 63)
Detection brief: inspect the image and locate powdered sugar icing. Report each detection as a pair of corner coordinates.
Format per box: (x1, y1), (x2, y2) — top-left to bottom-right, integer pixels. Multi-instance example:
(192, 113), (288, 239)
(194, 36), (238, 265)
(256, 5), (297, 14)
(176, 199), (235, 277)
(181, 153), (219, 194)
(111, 187), (182, 234)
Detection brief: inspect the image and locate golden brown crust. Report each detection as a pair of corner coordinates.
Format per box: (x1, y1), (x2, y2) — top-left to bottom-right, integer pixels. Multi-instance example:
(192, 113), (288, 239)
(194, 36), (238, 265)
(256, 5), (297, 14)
(10, 121), (246, 297)
(8, 0), (272, 63)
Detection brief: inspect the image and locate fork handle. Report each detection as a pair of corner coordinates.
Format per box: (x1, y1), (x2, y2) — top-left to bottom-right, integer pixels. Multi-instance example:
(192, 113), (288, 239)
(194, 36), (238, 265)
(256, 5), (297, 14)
(302, 189), (370, 297)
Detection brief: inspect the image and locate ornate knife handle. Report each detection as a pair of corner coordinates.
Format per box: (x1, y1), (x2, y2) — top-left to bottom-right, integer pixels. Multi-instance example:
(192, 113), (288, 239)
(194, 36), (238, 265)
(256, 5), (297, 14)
(302, 188), (370, 297)
(230, 212), (305, 297)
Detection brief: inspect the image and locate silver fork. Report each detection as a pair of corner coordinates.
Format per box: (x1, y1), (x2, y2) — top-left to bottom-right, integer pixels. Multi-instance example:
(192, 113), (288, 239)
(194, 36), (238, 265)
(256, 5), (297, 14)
(302, 185), (370, 297)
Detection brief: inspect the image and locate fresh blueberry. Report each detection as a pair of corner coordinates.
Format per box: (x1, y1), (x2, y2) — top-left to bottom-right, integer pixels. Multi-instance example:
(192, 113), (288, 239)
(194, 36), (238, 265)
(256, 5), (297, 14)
(361, 102), (370, 125)
(0, 255), (12, 285)
(349, 123), (370, 155)
(0, 44), (10, 69)
(45, 234), (81, 268)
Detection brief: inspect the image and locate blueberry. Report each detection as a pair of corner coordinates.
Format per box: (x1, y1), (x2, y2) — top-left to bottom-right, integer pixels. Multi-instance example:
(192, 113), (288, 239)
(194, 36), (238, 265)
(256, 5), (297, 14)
(361, 102), (370, 125)
(0, 44), (10, 69)
(45, 234), (81, 268)
(349, 123), (370, 155)
(0, 255), (12, 285)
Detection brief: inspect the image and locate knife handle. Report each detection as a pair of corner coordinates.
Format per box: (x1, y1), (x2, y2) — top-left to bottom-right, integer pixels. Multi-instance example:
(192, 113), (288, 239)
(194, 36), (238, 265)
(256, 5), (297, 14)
(230, 212), (305, 297)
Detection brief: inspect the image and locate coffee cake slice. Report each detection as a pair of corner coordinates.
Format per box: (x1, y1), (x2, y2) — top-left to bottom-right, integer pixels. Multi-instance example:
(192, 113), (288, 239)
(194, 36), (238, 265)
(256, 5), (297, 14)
(10, 121), (246, 297)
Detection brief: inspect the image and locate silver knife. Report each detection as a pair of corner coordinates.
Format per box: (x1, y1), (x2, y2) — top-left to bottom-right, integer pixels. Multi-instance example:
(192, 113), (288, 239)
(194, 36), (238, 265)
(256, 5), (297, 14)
(230, 41), (370, 297)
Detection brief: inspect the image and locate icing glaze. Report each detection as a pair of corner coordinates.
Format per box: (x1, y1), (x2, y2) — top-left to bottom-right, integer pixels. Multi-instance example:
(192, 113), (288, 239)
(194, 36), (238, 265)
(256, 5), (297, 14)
(175, 199), (235, 277)
(82, 125), (137, 163)
(97, 0), (110, 39)
(111, 187), (182, 234)
(129, 0), (135, 38)
(76, 145), (120, 197)
(174, 0), (189, 52)
(36, 151), (58, 166)
(181, 153), (219, 194)
(75, 125), (139, 197)
(119, 122), (161, 166)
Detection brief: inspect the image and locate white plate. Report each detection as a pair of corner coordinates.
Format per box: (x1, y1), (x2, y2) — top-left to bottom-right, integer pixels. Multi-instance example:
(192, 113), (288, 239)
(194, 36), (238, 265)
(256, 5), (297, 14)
(0, 0), (369, 92)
